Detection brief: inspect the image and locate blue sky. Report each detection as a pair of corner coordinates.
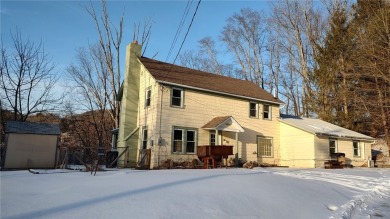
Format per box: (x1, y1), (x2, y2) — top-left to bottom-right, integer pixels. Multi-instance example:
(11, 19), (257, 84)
(1, 0), (271, 74)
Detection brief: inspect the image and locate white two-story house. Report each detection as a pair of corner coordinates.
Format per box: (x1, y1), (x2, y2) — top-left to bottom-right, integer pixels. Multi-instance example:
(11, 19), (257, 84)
(115, 41), (374, 169)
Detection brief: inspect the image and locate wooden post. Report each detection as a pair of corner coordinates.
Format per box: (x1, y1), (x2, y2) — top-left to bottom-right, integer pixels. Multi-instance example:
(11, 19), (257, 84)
(235, 132), (239, 167)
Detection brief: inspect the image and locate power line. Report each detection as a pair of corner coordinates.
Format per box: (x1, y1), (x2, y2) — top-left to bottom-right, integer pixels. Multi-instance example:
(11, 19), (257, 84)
(166, 0), (193, 62)
(172, 0), (202, 65)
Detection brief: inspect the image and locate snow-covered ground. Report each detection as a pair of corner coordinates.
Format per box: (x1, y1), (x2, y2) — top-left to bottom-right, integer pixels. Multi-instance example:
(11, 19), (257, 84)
(1, 167), (389, 219)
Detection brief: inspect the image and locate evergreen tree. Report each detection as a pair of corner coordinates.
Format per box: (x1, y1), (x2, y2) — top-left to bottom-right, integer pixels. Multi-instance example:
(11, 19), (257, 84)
(314, 3), (354, 128)
(350, 0), (390, 150)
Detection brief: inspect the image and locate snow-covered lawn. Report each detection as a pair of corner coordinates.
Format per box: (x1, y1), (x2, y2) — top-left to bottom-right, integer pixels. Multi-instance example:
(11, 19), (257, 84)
(1, 167), (389, 219)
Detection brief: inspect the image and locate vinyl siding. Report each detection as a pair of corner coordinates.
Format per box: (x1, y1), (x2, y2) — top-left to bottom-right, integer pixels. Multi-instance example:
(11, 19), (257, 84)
(145, 79), (280, 168)
(334, 139), (372, 167)
(279, 122), (315, 168)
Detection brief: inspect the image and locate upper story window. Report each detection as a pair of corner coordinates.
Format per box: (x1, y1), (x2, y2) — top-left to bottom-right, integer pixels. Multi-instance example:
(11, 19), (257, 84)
(263, 104), (271, 120)
(353, 141), (360, 157)
(329, 139), (337, 155)
(171, 87), (183, 107)
(249, 102), (258, 118)
(145, 88), (151, 107)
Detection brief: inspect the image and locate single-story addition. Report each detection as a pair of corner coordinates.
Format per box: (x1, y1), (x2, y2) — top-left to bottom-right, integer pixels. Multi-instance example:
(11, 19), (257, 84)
(2, 121), (61, 169)
(279, 114), (375, 168)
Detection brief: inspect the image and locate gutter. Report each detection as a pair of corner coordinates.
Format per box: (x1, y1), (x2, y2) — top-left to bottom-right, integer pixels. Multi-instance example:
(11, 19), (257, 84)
(279, 119), (375, 142)
(156, 80), (283, 105)
(315, 132), (375, 142)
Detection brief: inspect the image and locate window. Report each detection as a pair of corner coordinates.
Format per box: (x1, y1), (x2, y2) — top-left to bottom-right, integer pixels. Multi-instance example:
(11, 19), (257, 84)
(172, 127), (197, 154)
(145, 88), (151, 107)
(263, 104), (271, 120)
(257, 137), (273, 157)
(142, 128), (148, 149)
(249, 102), (258, 118)
(171, 88), (183, 107)
(210, 133), (216, 146)
(329, 139), (337, 154)
(353, 141), (360, 157)
(173, 129), (183, 152)
(186, 130), (196, 153)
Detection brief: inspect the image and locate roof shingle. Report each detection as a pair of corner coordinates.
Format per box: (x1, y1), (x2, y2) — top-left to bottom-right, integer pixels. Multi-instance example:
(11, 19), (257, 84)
(202, 116), (231, 129)
(139, 57), (283, 104)
(5, 121), (61, 135)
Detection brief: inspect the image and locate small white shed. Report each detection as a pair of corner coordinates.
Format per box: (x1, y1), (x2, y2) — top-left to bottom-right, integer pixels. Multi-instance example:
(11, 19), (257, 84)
(2, 121), (60, 169)
(279, 115), (375, 168)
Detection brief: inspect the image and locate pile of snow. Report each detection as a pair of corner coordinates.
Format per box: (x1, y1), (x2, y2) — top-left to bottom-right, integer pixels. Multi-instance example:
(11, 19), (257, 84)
(1, 168), (389, 219)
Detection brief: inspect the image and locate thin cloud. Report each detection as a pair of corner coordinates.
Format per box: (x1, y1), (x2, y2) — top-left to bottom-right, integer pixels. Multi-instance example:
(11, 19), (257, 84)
(1, 8), (8, 14)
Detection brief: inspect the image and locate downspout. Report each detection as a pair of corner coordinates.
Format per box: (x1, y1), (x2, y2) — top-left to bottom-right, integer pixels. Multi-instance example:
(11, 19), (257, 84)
(158, 85), (164, 167)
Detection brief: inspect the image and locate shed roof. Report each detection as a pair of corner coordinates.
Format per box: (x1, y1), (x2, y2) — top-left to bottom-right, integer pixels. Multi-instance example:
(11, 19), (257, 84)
(139, 57), (283, 105)
(5, 121), (61, 135)
(279, 114), (374, 141)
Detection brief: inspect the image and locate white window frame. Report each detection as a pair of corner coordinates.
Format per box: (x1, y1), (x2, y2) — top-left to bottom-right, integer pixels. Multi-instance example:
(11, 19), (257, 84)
(171, 87), (184, 108)
(353, 141), (361, 157)
(329, 139), (337, 155)
(249, 102), (258, 118)
(210, 132), (216, 146)
(145, 88), (151, 108)
(142, 128), (148, 149)
(263, 104), (271, 120)
(257, 136), (273, 157)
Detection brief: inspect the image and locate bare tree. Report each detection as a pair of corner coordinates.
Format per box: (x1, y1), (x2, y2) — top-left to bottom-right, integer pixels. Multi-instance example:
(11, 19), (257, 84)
(68, 0), (153, 130)
(221, 8), (268, 88)
(179, 37), (234, 76)
(269, 0), (325, 116)
(65, 0), (153, 156)
(85, 0), (124, 129)
(0, 30), (60, 123)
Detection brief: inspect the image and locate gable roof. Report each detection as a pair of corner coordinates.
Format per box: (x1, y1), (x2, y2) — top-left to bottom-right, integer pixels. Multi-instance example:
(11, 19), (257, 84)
(5, 121), (61, 135)
(279, 114), (374, 141)
(139, 57), (283, 105)
(202, 116), (231, 129)
(202, 116), (244, 133)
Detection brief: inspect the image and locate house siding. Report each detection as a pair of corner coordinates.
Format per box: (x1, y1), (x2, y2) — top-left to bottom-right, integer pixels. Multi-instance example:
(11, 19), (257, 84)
(279, 122), (315, 168)
(279, 124), (373, 168)
(138, 64), (161, 167)
(314, 137), (372, 167)
(138, 76), (280, 168)
(334, 139), (371, 167)
(314, 137), (332, 167)
(119, 42), (374, 169)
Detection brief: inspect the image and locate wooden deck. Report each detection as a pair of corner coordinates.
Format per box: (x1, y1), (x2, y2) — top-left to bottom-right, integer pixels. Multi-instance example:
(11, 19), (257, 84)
(197, 145), (233, 169)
